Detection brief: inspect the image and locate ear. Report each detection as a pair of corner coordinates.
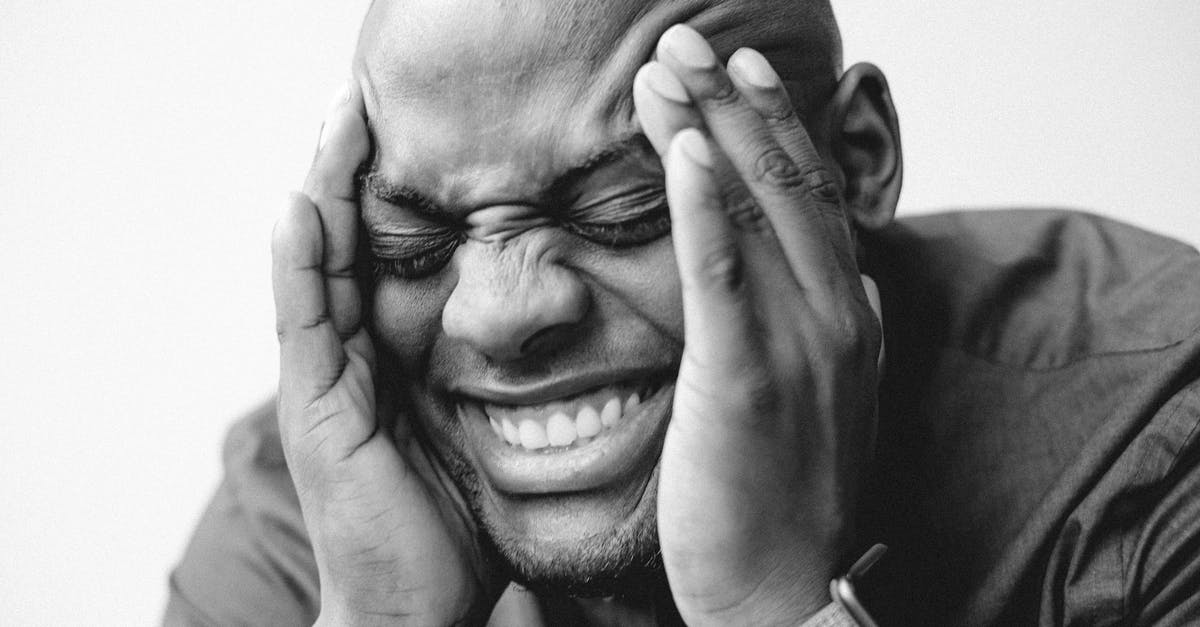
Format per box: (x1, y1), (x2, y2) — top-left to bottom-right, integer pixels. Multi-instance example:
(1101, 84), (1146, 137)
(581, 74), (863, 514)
(825, 63), (902, 230)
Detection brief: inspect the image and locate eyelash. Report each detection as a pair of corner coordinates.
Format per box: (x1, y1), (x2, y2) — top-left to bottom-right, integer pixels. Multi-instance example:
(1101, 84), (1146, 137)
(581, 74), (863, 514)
(372, 235), (462, 280)
(561, 203), (672, 248)
(371, 205), (672, 280)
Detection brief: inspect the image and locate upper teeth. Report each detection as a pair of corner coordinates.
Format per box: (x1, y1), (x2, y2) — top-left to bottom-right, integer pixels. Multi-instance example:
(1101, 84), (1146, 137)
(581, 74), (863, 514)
(486, 391), (642, 451)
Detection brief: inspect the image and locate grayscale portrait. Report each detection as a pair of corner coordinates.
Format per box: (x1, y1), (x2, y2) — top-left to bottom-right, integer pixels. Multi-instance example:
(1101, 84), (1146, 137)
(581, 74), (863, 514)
(3, 2), (1198, 625)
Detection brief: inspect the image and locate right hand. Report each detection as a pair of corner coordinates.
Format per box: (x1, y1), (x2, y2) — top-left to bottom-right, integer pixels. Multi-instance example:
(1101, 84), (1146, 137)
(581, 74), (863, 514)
(271, 82), (499, 626)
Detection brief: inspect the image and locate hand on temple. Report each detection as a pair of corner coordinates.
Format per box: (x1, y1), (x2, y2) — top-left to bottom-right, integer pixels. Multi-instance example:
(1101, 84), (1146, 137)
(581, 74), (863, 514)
(634, 25), (883, 625)
(271, 83), (502, 626)
(271, 24), (883, 625)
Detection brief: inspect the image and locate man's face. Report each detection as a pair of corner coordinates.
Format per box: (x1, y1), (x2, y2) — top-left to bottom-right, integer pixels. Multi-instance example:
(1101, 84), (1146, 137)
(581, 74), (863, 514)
(355, 0), (838, 592)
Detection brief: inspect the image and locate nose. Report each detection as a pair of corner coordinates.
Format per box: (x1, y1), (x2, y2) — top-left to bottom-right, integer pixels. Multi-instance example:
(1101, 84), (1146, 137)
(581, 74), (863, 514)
(441, 241), (589, 361)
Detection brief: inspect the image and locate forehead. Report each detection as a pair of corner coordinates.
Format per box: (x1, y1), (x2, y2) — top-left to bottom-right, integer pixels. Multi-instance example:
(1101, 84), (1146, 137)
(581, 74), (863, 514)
(356, 0), (823, 207)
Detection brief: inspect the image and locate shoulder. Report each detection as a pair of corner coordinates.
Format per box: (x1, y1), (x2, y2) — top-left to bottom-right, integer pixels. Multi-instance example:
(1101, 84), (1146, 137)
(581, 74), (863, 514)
(164, 401), (318, 626)
(865, 208), (1200, 369)
(861, 208), (1200, 624)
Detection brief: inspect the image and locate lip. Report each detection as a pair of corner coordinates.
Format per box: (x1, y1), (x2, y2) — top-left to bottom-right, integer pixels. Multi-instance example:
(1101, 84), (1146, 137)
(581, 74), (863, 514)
(451, 367), (666, 406)
(457, 374), (675, 495)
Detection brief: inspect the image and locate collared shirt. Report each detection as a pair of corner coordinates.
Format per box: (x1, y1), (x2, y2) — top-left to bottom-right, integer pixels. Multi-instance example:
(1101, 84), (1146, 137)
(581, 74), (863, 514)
(165, 209), (1200, 626)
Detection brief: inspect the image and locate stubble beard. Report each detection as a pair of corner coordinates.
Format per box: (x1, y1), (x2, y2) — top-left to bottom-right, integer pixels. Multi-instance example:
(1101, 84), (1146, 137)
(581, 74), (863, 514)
(438, 446), (669, 600)
(386, 359), (671, 602)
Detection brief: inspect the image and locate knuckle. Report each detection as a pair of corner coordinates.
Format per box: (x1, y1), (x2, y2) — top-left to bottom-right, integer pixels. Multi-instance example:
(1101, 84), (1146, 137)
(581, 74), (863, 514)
(306, 182), (335, 208)
(829, 309), (879, 364)
(763, 102), (801, 125)
(302, 311), (332, 331)
(722, 194), (770, 233)
(700, 77), (743, 110)
(833, 313), (862, 348)
(753, 148), (804, 189)
(276, 312), (331, 343)
(735, 369), (781, 414)
(798, 164), (842, 206)
(695, 243), (745, 291)
(715, 366), (783, 425)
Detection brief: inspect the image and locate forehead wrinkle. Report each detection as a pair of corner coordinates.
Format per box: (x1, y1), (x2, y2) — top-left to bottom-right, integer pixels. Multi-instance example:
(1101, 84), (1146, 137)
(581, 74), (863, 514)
(580, 0), (713, 127)
(359, 0), (840, 105)
(356, 0), (842, 212)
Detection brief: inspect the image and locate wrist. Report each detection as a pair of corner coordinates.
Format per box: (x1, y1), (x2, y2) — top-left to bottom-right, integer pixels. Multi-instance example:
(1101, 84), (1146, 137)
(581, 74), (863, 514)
(316, 599), (488, 627)
(315, 608), (396, 627)
(717, 543), (878, 626)
(778, 563), (844, 626)
(685, 558), (837, 626)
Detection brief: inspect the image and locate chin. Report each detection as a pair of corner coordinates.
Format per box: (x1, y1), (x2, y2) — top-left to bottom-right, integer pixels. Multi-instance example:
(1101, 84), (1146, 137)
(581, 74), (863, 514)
(482, 466), (666, 599)
(412, 374), (677, 598)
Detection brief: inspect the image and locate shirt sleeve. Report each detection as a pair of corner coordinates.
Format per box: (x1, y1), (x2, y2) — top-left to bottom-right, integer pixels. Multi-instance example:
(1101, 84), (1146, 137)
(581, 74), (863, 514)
(163, 403), (320, 626)
(1122, 382), (1200, 626)
(1046, 377), (1200, 626)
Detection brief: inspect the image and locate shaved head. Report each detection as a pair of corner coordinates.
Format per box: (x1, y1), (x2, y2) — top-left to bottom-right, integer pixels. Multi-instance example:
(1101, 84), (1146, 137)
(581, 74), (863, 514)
(355, 0), (843, 172)
(352, 0), (849, 601)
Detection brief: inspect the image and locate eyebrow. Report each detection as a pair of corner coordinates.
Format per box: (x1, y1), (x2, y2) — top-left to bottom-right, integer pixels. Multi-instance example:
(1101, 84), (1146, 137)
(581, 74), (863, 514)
(362, 133), (653, 219)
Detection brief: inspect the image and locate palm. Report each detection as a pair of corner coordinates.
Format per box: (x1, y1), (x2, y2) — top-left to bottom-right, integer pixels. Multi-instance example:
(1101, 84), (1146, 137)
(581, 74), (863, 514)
(633, 27), (883, 624)
(272, 84), (496, 625)
(303, 330), (485, 622)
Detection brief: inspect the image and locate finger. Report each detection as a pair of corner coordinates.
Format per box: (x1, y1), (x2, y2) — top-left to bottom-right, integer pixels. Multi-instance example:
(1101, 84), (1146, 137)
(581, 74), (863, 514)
(665, 128), (762, 372)
(727, 47), (860, 279)
(272, 193), (380, 464)
(726, 48), (820, 183)
(656, 25), (856, 293)
(303, 81), (371, 339)
(632, 61), (703, 158)
(860, 274), (885, 374)
(272, 193), (345, 407)
(637, 57), (797, 301)
(636, 59), (784, 255)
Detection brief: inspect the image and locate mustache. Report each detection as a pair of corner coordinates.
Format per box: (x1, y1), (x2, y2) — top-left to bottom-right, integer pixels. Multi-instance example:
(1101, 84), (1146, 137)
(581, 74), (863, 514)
(407, 326), (681, 393)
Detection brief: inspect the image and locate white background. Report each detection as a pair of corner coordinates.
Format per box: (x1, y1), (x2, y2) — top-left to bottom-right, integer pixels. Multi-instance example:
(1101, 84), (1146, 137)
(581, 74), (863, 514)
(2, 2), (1198, 624)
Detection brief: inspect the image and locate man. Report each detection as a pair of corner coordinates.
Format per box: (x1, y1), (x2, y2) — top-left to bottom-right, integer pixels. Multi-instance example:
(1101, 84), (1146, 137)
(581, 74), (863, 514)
(167, 0), (1200, 624)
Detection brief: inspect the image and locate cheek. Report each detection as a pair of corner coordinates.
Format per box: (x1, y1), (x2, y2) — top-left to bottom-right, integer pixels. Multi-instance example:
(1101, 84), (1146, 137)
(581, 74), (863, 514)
(370, 276), (452, 367)
(576, 237), (683, 342)
(368, 235), (685, 357)
(370, 277), (467, 459)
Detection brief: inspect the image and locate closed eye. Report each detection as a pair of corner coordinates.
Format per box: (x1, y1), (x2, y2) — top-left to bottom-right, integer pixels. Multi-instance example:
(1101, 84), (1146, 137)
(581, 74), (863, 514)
(562, 203), (671, 248)
(561, 187), (671, 248)
(369, 229), (464, 280)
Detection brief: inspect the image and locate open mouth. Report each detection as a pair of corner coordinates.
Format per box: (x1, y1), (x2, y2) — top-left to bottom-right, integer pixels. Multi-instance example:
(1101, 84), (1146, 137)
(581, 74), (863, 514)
(479, 379), (662, 451)
(456, 373), (675, 494)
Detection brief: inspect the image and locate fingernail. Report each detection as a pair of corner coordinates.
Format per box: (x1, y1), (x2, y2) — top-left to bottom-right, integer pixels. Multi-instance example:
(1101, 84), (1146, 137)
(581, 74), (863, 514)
(676, 128), (713, 169)
(729, 48), (779, 89)
(660, 24), (717, 69)
(641, 63), (691, 104)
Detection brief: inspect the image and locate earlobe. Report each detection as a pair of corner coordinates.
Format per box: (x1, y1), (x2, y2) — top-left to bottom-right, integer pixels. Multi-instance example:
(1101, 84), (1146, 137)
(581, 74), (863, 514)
(828, 63), (902, 230)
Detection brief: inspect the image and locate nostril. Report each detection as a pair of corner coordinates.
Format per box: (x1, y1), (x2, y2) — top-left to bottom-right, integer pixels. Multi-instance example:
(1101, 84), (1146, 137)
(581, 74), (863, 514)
(519, 323), (578, 356)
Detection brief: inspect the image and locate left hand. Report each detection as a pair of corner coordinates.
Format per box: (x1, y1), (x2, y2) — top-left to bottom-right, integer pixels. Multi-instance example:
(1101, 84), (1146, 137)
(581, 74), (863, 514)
(633, 25), (883, 625)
